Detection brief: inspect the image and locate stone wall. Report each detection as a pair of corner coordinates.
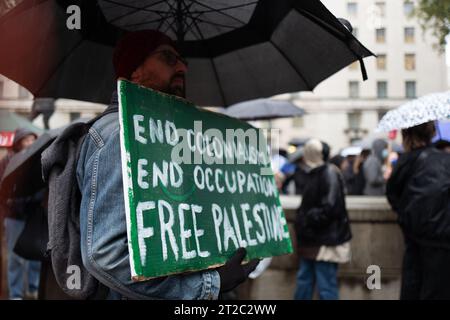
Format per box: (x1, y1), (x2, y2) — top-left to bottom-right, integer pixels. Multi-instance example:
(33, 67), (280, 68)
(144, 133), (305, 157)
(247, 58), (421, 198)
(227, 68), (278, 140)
(239, 196), (404, 300)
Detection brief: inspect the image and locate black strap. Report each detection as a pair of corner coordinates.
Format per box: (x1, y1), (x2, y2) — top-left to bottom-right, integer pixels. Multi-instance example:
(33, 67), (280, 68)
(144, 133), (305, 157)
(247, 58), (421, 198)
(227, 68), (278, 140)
(359, 57), (368, 81)
(347, 38), (369, 82)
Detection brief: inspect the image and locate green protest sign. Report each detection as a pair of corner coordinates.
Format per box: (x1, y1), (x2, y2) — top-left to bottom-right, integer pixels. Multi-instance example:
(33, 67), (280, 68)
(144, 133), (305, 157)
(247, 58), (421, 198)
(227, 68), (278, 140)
(118, 80), (293, 281)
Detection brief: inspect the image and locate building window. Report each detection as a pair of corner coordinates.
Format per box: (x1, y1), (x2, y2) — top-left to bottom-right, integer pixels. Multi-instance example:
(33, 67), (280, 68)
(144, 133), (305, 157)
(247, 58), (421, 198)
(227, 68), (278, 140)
(404, 27), (415, 43)
(292, 117), (304, 128)
(377, 81), (388, 99)
(18, 86), (31, 99)
(405, 53), (416, 70)
(378, 110), (388, 121)
(376, 28), (386, 43)
(376, 54), (387, 70)
(375, 2), (386, 17)
(349, 81), (359, 98)
(347, 2), (358, 15)
(70, 112), (81, 121)
(406, 81), (416, 98)
(348, 111), (362, 130)
(404, 1), (414, 16)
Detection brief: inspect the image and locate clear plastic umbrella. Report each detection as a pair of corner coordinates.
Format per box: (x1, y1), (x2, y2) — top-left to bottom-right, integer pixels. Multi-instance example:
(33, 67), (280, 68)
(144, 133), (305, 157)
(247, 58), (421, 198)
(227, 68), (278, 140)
(377, 91), (450, 132)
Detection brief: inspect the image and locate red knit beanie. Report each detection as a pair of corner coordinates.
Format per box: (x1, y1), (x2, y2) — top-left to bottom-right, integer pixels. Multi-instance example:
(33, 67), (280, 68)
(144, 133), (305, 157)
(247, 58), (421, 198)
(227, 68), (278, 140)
(113, 30), (176, 80)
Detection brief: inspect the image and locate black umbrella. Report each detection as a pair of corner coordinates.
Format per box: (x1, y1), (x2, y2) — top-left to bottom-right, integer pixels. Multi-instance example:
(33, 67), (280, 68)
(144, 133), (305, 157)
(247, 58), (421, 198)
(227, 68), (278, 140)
(0, 118), (89, 198)
(0, 132), (54, 199)
(224, 98), (305, 121)
(0, 0), (374, 106)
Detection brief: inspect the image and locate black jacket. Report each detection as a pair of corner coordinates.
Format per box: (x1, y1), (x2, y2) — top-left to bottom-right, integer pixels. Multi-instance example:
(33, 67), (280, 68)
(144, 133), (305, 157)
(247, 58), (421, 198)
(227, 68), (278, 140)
(295, 164), (352, 247)
(386, 146), (450, 248)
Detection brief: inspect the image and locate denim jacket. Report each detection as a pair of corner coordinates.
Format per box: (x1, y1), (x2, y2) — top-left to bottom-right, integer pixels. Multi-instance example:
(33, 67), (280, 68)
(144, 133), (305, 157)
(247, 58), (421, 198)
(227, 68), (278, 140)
(76, 94), (220, 300)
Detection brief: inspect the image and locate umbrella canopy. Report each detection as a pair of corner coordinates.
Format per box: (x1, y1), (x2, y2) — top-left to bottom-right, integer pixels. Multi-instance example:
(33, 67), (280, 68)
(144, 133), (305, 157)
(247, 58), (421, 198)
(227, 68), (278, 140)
(0, 117), (90, 198)
(340, 146), (362, 157)
(433, 119), (450, 142)
(351, 138), (372, 150)
(0, 131), (54, 198)
(0, 109), (44, 147)
(224, 98), (305, 121)
(352, 136), (403, 153)
(0, 0), (374, 106)
(0, 109), (43, 133)
(377, 91), (450, 132)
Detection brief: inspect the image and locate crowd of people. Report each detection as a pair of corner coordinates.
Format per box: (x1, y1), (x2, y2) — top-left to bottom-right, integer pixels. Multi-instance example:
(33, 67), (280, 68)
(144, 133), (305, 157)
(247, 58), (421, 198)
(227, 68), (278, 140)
(276, 134), (450, 198)
(271, 122), (450, 300)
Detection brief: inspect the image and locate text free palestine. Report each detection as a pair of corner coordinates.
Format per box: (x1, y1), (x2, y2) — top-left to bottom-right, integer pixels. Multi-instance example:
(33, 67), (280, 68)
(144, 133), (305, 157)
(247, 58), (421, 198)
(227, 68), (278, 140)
(135, 200), (290, 266)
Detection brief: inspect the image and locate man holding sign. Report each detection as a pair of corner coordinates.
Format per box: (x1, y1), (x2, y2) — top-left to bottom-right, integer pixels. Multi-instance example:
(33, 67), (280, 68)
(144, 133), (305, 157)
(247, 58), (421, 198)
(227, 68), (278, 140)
(76, 30), (263, 299)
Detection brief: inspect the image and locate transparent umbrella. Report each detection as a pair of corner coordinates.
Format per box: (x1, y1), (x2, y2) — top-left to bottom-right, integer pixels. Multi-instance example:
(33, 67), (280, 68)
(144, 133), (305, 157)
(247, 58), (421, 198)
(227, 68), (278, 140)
(377, 91), (450, 132)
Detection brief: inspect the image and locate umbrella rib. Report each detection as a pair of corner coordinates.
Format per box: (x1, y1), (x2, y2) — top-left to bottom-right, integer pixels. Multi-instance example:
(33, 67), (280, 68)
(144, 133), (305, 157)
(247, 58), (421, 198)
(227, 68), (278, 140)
(192, 17), (239, 29)
(184, 14), (204, 40)
(163, 17), (178, 36)
(189, 0), (247, 26)
(181, 0), (195, 15)
(165, 0), (187, 39)
(120, 17), (167, 29)
(296, 8), (347, 42)
(269, 39), (313, 91)
(191, 19), (227, 105)
(104, 0), (168, 23)
(188, 1), (258, 14)
(101, 0), (169, 16)
(156, 11), (170, 31)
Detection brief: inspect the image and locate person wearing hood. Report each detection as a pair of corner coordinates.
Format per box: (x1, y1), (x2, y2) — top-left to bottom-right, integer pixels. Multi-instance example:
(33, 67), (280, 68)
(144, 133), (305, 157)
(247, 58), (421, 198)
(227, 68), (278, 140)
(0, 127), (41, 300)
(294, 139), (352, 300)
(280, 147), (308, 195)
(363, 139), (388, 196)
(386, 121), (450, 299)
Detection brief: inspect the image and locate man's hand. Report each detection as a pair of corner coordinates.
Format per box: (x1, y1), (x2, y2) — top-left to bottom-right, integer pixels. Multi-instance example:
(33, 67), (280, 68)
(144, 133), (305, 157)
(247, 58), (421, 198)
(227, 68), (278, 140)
(217, 248), (260, 293)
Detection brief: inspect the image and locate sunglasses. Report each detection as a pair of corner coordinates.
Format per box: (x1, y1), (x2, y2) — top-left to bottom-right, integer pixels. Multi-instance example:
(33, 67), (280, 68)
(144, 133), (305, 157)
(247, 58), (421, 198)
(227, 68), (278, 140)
(151, 49), (188, 67)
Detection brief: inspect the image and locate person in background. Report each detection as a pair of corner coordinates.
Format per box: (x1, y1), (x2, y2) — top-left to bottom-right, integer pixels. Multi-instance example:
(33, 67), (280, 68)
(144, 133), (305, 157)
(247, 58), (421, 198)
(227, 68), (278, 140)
(386, 121), (450, 299)
(329, 155), (345, 172)
(339, 155), (355, 194)
(271, 148), (288, 192)
(363, 139), (388, 196)
(383, 149), (399, 181)
(352, 149), (370, 195)
(294, 139), (352, 300)
(0, 128), (41, 300)
(281, 147), (310, 195)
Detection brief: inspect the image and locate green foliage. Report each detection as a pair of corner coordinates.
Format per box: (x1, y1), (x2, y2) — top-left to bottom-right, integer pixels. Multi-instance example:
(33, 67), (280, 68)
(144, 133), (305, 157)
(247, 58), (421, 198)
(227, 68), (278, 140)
(413, 0), (450, 52)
